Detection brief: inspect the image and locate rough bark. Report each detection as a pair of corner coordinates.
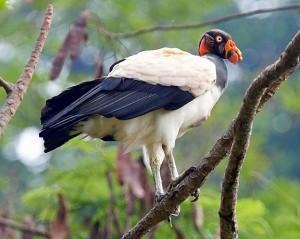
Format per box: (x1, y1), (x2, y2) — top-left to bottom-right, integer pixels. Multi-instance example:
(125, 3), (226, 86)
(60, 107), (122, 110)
(219, 32), (300, 239)
(0, 4), (53, 137)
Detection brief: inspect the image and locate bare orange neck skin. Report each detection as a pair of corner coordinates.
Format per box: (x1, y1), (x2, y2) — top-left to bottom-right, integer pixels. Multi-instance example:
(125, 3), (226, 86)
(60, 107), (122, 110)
(198, 38), (243, 64)
(198, 39), (209, 56)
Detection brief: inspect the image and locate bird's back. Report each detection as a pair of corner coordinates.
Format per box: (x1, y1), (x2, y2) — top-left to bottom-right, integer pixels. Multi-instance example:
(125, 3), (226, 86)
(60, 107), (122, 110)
(108, 47), (217, 96)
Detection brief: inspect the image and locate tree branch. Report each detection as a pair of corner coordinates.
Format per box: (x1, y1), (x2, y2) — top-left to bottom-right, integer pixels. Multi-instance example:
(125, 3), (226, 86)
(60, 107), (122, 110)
(0, 4), (53, 137)
(219, 32), (300, 239)
(0, 217), (49, 238)
(121, 31), (300, 239)
(0, 76), (14, 95)
(96, 4), (300, 39)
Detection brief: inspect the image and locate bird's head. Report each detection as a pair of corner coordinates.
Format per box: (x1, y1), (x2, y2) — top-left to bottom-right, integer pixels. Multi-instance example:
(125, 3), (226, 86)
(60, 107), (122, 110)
(198, 29), (243, 64)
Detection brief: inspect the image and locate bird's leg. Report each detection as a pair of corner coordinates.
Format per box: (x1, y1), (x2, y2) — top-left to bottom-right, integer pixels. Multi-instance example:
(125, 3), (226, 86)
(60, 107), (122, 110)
(164, 149), (180, 216)
(165, 149), (181, 191)
(165, 154), (200, 202)
(150, 159), (164, 202)
(162, 145), (179, 190)
(149, 145), (180, 218)
(166, 150), (179, 181)
(148, 144), (165, 202)
(150, 159), (177, 223)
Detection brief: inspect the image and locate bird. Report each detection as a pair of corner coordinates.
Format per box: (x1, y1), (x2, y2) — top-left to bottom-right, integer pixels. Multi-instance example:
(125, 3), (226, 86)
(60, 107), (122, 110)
(40, 29), (242, 210)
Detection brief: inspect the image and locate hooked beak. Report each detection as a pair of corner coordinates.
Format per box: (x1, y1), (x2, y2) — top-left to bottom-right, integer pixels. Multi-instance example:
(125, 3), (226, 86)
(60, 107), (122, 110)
(224, 39), (243, 64)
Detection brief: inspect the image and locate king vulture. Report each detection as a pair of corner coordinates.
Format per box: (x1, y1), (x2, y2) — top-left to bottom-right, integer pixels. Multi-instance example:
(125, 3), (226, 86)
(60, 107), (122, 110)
(40, 29), (242, 206)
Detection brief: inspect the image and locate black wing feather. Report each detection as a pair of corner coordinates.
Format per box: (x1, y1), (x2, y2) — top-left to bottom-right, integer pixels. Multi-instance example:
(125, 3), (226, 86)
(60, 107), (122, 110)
(40, 77), (194, 152)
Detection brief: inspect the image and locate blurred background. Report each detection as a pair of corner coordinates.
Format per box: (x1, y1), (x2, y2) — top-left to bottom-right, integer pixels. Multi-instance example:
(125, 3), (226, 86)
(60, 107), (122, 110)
(0, 0), (299, 238)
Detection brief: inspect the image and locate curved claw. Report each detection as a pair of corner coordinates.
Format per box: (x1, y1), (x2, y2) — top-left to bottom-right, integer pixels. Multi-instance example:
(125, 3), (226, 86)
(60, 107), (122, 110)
(170, 205), (180, 217)
(190, 188), (200, 202)
(155, 192), (181, 217)
(167, 180), (177, 191)
(167, 167), (198, 192)
(167, 206), (180, 228)
(155, 192), (165, 203)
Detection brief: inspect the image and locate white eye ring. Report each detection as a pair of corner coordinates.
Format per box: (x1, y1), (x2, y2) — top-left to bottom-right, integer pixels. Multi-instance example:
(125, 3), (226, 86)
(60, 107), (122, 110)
(216, 36), (222, 42)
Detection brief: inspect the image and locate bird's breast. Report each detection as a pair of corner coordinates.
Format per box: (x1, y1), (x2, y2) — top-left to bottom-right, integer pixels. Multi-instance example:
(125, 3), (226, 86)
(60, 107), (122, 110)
(177, 86), (223, 135)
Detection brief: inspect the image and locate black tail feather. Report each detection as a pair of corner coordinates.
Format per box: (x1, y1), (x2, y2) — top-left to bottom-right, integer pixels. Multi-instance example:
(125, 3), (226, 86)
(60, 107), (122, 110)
(41, 79), (102, 125)
(40, 127), (80, 153)
(40, 79), (102, 152)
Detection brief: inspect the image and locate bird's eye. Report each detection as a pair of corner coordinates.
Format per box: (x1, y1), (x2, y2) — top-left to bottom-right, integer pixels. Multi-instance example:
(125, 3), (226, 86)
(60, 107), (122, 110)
(216, 36), (223, 43)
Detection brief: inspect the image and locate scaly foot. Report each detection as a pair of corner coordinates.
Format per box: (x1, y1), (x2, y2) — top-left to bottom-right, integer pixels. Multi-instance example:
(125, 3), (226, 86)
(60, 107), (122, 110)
(154, 192), (180, 217)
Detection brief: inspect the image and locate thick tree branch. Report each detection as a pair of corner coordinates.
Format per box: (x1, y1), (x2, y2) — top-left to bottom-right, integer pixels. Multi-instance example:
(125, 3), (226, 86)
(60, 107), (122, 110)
(96, 4), (300, 39)
(122, 31), (300, 239)
(0, 4), (53, 137)
(219, 32), (300, 239)
(0, 217), (49, 238)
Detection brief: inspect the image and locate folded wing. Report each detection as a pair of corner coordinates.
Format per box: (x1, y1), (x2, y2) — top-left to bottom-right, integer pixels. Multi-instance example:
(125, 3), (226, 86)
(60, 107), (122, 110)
(40, 77), (194, 152)
(108, 48), (217, 96)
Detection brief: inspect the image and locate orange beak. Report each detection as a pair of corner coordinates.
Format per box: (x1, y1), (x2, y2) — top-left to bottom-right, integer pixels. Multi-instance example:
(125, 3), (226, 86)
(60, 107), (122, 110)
(224, 39), (243, 64)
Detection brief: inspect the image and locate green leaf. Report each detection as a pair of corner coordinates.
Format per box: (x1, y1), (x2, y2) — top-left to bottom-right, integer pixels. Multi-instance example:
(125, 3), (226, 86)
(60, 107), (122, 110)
(0, 0), (7, 10)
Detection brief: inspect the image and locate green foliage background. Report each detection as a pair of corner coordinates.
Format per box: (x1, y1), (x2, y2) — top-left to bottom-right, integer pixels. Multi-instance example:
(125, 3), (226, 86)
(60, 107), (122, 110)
(0, 0), (299, 238)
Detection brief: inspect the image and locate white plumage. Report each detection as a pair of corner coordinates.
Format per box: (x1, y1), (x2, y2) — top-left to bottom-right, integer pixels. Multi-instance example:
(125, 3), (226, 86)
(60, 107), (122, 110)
(109, 48), (216, 96)
(40, 29), (243, 207)
(79, 48), (224, 194)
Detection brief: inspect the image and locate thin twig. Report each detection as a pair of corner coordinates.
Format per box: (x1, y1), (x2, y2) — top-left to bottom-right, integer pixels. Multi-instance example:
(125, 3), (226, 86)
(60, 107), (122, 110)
(121, 31), (300, 239)
(96, 4), (300, 39)
(0, 217), (49, 238)
(0, 4), (53, 137)
(91, 16), (132, 55)
(0, 77), (14, 95)
(219, 31), (300, 239)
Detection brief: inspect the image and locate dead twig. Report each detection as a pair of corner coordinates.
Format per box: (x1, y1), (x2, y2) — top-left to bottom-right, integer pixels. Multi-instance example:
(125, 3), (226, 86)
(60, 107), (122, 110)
(50, 194), (70, 239)
(50, 10), (89, 80)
